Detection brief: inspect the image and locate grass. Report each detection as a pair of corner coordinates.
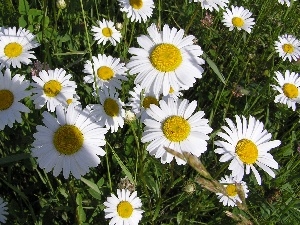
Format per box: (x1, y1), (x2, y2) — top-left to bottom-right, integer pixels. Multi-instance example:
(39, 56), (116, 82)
(0, 0), (300, 224)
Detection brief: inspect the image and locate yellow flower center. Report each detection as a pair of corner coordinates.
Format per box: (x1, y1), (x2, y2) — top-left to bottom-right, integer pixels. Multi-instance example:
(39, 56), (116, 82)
(283, 83), (298, 98)
(235, 139), (258, 164)
(97, 66), (114, 80)
(232, 17), (245, 28)
(282, 43), (294, 54)
(162, 116), (191, 142)
(117, 201), (133, 218)
(53, 125), (84, 155)
(169, 87), (174, 94)
(129, 0), (143, 9)
(66, 99), (73, 105)
(0, 90), (14, 110)
(4, 42), (23, 58)
(142, 96), (159, 109)
(150, 44), (183, 72)
(226, 184), (237, 197)
(104, 98), (119, 117)
(43, 80), (62, 97)
(102, 27), (113, 37)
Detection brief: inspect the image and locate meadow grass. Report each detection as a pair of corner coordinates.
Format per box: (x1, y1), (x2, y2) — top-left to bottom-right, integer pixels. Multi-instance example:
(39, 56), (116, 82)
(0, 0), (300, 224)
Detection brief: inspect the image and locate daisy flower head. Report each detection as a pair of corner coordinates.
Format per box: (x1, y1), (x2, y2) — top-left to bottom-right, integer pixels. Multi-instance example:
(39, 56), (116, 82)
(127, 23), (205, 96)
(189, 0), (229, 12)
(162, 86), (185, 101)
(61, 93), (81, 108)
(222, 6), (255, 33)
(0, 27), (40, 69)
(90, 87), (125, 133)
(128, 84), (160, 122)
(274, 34), (300, 62)
(214, 115), (281, 185)
(31, 68), (77, 112)
(91, 19), (122, 46)
(104, 189), (143, 225)
(278, 0), (297, 7)
(117, 0), (155, 23)
(31, 104), (108, 179)
(83, 54), (127, 91)
(0, 68), (31, 130)
(0, 197), (8, 224)
(216, 175), (249, 207)
(271, 70), (300, 111)
(142, 98), (213, 165)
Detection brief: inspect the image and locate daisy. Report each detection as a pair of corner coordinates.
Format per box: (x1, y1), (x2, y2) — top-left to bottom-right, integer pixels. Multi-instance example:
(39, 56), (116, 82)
(278, 0), (297, 7)
(127, 23), (205, 96)
(104, 189), (143, 225)
(31, 104), (108, 179)
(91, 19), (122, 46)
(90, 87), (125, 133)
(216, 175), (249, 207)
(0, 26), (40, 69)
(271, 70), (300, 111)
(222, 6), (255, 33)
(0, 197), (8, 224)
(142, 98), (213, 165)
(117, 0), (155, 23)
(83, 54), (127, 91)
(31, 68), (77, 112)
(162, 86), (184, 101)
(61, 94), (81, 108)
(128, 84), (160, 122)
(189, 0), (229, 12)
(214, 115), (281, 185)
(0, 68), (31, 130)
(274, 34), (300, 62)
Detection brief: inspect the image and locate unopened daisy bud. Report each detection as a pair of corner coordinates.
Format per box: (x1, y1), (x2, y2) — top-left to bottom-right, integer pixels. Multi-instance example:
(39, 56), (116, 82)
(56, 0), (67, 9)
(125, 110), (136, 123)
(115, 22), (123, 30)
(183, 181), (196, 195)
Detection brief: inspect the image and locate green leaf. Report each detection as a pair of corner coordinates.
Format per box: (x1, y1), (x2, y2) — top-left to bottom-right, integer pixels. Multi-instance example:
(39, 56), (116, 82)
(18, 15), (27, 28)
(76, 193), (86, 223)
(81, 177), (101, 195)
(202, 52), (226, 84)
(18, 0), (29, 15)
(0, 153), (30, 165)
(28, 8), (42, 16)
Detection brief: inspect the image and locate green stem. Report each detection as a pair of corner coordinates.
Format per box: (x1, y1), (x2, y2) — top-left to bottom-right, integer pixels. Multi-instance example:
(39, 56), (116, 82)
(105, 144), (112, 192)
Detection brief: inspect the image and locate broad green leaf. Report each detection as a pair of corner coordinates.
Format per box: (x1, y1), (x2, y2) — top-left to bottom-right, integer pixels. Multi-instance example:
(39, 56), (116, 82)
(18, 15), (27, 28)
(18, 0), (29, 15)
(81, 177), (101, 195)
(202, 52), (226, 84)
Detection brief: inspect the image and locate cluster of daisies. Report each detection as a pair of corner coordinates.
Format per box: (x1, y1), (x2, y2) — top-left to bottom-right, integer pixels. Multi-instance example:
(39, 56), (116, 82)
(0, 0), (299, 224)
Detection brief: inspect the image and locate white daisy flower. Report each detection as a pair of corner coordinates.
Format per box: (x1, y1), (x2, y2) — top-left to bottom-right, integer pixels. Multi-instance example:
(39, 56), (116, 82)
(142, 98), (213, 165)
(91, 19), (122, 46)
(189, 0), (229, 12)
(117, 0), (154, 23)
(162, 86), (185, 101)
(31, 104), (108, 179)
(31, 68), (77, 112)
(83, 54), (127, 91)
(127, 23), (205, 96)
(104, 189), (143, 225)
(0, 27), (40, 69)
(271, 70), (300, 111)
(90, 88), (125, 133)
(216, 175), (249, 207)
(0, 197), (8, 224)
(0, 68), (31, 130)
(214, 115), (281, 185)
(128, 84), (160, 122)
(61, 93), (81, 108)
(222, 6), (255, 33)
(278, 0), (297, 7)
(274, 34), (300, 62)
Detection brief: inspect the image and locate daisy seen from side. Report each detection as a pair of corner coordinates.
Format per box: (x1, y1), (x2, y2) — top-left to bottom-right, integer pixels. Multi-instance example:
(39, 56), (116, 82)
(278, 0), (297, 6)
(83, 54), (127, 91)
(214, 115), (281, 185)
(142, 98), (213, 165)
(271, 70), (300, 111)
(0, 68), (31, 130)
(117, 0), (154, 23)
(216, 175), (249, 207)
(128, 84), (160, 122)
(189, 0), (229, 12)
(31, 68), (77, 112)
(90, 87), (125, 133)
(91, 19), (122, 46)
(274, 34), (300, 62)
(0, 27), (40, 69)
(104, 189), (143, 225)
(127, 23), (205, 96)
(31, 104), (108, 179)
(0, 197), (8, 224)
(222, 6), (255, 33)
